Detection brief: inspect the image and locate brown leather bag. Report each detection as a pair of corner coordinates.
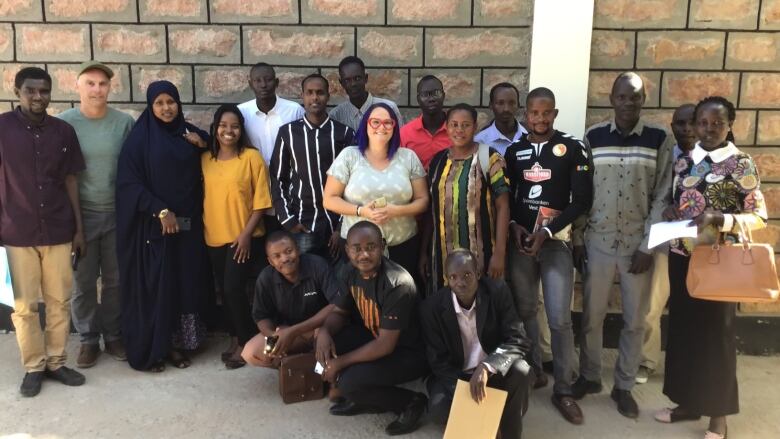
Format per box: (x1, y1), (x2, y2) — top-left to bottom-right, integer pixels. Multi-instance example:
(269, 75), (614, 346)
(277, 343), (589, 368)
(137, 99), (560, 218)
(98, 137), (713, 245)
(687, 218), (780, 303)
(278, 353), (324, 404)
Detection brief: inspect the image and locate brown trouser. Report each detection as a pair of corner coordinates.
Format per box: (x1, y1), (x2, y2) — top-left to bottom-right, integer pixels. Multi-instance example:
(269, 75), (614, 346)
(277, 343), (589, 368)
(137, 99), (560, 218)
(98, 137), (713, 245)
(6, 243), (73, 372)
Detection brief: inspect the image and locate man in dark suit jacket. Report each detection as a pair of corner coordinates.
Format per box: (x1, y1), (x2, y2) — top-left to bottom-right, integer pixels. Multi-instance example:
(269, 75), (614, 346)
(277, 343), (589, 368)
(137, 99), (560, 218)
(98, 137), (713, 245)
(421, 249), (532, 439)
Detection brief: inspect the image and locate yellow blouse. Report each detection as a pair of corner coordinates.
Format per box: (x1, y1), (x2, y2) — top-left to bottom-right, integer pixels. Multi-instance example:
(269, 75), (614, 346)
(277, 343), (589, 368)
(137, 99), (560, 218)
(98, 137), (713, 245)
(202, 148), (272, 247)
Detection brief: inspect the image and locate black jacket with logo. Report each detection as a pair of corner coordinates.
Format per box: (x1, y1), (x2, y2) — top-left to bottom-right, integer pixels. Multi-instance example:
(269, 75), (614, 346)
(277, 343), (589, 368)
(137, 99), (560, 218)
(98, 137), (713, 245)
(504, 130), (593, 237)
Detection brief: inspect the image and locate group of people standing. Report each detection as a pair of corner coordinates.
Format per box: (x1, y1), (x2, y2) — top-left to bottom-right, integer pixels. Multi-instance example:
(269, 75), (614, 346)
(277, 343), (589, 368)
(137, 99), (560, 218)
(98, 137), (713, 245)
(0, 55), (766, 439)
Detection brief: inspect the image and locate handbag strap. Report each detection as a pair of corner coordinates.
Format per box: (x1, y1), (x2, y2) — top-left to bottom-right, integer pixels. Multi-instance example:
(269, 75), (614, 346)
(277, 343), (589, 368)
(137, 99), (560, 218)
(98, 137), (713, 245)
(733, 215), (753, 249)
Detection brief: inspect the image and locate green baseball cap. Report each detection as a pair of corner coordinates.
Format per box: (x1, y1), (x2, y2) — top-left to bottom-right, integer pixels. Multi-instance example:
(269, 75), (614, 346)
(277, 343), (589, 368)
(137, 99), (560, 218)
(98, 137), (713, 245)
(78, 61), (114, 79)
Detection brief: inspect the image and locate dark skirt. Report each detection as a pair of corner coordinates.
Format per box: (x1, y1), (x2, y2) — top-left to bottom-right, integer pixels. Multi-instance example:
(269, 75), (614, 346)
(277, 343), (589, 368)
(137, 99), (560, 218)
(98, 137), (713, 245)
(663, 251), (739, 417)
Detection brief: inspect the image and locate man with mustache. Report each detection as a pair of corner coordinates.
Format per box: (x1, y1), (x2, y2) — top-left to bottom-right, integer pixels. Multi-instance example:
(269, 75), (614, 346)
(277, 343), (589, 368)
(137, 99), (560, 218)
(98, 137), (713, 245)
(271, 74), (354, 261)
(329, 56), (403, 132)
(315, 221), (428, 436)
(0, 67), (87, 396)
(241, 230), (342, 367)
(400, 75), (449, 169)
(571, 72), (674, 419)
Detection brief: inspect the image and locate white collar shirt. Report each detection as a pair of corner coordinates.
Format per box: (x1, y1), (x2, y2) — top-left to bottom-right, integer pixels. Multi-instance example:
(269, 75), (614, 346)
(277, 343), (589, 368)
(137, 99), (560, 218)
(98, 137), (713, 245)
(238, 96), (304, 166)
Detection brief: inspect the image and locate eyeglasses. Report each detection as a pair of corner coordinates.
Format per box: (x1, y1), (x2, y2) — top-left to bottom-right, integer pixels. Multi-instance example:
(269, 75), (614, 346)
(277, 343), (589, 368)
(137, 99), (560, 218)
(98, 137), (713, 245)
(347, 243), (380, 254)
(368, 118), (396, 130)
(418, 89), (444, 99)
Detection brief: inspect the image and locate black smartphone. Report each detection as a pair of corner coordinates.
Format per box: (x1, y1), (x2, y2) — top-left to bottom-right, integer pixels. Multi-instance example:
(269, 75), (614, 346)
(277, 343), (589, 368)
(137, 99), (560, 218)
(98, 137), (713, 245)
(71, 248), (81, 271)
(264, 335), (279, 354)
(176, 217), (192, 231)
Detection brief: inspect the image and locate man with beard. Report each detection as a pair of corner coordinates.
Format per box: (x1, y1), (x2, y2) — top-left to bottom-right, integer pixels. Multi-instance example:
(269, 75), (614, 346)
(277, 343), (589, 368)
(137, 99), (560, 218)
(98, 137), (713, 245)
(271, 74), (354, 260)
(475, 82), (528, 156)
(504, 87), (592, 425)
(0, 67), (87, 396)
(400, 75), (449, 169)
(316, 221), (428, 436)
(571, 72), (674, 419)
(241, 231), (342, 367)
(636, 103), (696, 384)
(329, 56), (403, 132)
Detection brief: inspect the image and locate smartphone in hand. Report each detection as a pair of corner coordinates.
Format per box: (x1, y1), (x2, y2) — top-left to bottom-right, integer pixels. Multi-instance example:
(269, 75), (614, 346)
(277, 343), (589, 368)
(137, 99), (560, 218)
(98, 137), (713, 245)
(71, 248), (81, 271)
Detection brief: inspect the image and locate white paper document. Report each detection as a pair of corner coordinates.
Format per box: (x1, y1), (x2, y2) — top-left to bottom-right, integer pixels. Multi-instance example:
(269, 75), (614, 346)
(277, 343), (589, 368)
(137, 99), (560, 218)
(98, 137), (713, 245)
(648, 220), (698, 249)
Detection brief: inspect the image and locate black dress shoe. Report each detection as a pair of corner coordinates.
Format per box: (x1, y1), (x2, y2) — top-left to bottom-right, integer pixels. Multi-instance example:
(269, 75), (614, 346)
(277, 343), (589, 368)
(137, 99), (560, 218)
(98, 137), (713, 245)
(44, 366), (85, 386)
(329, 399), (382, 416)
(385, 393), (427, 436)
(20, 372), (44, 397)
(611, 388), (639, 419)
(571, 376), (602, 400)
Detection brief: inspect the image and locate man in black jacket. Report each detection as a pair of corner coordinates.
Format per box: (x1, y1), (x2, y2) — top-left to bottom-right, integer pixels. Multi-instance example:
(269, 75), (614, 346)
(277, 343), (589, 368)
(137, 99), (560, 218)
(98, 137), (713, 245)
(421, 249), (531, 439)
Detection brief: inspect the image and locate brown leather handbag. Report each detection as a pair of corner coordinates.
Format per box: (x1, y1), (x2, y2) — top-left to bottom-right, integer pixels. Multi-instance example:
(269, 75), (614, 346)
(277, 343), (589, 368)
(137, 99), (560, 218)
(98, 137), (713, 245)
(687, 218), (780, 303)
(278, 353), (324, 404)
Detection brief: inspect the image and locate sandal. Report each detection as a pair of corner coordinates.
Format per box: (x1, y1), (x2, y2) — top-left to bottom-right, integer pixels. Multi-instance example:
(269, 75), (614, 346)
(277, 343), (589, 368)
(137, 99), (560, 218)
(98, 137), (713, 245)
(168, 350), (191, 369)
(704, 429), (726, 439)
(654, 407), (702, 423)
(147, 361), (166, 373)
(224, 346), (246, 370)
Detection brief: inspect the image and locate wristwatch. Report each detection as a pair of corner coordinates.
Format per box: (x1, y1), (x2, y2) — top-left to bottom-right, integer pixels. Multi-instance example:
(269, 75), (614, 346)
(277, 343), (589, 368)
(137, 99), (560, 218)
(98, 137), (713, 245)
(158, 208), (169, 219)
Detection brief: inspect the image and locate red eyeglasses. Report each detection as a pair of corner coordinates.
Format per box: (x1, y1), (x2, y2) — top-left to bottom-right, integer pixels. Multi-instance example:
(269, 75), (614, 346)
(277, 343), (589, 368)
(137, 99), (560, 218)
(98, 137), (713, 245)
(368, 118), (396, 130)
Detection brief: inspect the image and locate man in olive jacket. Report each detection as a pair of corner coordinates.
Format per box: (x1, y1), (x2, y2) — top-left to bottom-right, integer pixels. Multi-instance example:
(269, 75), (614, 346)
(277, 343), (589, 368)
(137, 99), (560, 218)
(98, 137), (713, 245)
(421, 249), (532, 439)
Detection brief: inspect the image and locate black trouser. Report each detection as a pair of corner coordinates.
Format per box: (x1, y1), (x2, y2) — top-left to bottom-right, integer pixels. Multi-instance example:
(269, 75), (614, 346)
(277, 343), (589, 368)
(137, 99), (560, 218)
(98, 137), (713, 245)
(427, 360), (531, 439)
(207, 238), (261, 345)
(334, 324), (429, 414)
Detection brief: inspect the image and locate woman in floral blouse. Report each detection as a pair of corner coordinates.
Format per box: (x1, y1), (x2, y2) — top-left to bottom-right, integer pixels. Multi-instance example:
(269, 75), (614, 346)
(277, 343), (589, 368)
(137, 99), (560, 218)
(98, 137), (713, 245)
(655, 96), (767, 439)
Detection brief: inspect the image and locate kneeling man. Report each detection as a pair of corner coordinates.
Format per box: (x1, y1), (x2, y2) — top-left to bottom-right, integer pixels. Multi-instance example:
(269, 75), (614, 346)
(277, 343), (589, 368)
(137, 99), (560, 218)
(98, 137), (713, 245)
(316, 221), (428, 436)
(421, 249), (531, 439)
(242, 231), (341, 367)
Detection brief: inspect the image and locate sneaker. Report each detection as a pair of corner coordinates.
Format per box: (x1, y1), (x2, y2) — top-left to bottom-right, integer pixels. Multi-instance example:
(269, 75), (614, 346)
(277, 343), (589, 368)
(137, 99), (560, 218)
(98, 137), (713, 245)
(44, 366), (86, 387)
(77, 344), (101, 368)
(635, 366), (653, 384)
(104, 339), (128, 361)
(20, 371), (44, 397)
(571, 376), (602, 400)
(611, 388), (639, 418)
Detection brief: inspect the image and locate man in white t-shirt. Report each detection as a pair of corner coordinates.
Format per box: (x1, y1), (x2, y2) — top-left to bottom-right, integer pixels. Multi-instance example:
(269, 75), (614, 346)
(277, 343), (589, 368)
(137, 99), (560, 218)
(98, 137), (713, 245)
(238, 63), (305, 233)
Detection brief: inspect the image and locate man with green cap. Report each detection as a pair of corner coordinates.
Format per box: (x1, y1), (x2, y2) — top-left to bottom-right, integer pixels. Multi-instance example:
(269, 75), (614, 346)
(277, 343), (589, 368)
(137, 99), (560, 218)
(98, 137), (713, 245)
(57, 61), (135, 368)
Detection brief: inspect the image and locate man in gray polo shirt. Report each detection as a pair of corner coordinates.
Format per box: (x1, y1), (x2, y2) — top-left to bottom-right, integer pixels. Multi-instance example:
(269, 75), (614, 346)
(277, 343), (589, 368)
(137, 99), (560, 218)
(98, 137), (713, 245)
(329, 56), (403, 132)
(58, 61), (135, 368)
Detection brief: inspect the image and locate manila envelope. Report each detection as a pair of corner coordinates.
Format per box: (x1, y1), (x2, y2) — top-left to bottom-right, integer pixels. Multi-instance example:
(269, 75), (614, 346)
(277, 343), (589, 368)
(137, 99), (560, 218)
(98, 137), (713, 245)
(443, 379), (508, 439)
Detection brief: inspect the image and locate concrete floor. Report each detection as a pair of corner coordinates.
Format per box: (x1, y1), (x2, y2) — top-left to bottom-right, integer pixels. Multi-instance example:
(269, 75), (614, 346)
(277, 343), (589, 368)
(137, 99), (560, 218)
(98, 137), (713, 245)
(0, 334), (778, 439)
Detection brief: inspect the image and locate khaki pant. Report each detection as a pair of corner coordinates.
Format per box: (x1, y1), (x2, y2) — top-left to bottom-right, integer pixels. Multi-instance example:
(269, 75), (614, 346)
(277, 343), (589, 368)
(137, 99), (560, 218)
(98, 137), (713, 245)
(640, 250), (670, 370)
(6, 243), (73, 372)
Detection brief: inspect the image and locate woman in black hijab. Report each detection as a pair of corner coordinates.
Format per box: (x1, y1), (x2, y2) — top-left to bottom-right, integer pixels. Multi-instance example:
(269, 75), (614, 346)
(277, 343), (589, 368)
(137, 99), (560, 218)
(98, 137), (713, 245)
(116, 81), (210, 372)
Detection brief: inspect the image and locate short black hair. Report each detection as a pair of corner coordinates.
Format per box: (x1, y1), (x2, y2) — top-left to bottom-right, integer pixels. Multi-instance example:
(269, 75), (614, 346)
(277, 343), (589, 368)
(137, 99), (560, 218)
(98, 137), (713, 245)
(447, 103), (478, 123)
(526, 87), (556, 106)
(250, 62), (275, 76)
(265, 230), (297, 249)
(338, 56), (366, 74)
(694, 96), (737, 142)
(15, 67), (51, 89)
(445, 248), (478, 273)
(489, 82), (519, 104)
(416, 74), (443, 92)
(301, 73), (329, 91)
(346, 220), (383, 241)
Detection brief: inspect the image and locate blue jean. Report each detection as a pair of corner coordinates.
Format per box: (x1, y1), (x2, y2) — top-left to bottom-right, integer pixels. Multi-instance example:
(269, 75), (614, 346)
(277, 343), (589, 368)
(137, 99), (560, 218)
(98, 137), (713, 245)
(507, 239), (576, 395)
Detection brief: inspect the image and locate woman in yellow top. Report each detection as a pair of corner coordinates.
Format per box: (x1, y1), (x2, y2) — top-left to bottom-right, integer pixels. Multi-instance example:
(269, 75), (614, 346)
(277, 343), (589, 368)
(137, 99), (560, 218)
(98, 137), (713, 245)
(202, 104), (272, 369)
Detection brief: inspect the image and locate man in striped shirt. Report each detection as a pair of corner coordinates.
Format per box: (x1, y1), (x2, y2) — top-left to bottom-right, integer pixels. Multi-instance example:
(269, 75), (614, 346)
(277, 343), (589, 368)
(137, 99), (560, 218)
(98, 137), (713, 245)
(571, 72), (674, 419)
(270, 74), (355, 261)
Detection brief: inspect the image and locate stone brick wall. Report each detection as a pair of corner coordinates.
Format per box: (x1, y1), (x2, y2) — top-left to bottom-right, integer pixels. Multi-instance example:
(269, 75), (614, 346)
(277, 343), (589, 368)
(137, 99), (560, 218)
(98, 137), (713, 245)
(587, 0), (780, 315)
(0, 0), (532, 129)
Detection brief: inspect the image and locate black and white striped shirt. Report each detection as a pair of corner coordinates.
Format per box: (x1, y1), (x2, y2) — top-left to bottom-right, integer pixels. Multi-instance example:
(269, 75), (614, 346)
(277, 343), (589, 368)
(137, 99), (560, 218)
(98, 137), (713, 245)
(270, 116), (355, 234)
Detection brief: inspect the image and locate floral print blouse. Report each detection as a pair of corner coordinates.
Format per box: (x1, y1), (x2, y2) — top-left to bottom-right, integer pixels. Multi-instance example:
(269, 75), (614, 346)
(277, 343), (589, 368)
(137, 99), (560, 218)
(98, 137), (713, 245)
(670, 142), (767, 256)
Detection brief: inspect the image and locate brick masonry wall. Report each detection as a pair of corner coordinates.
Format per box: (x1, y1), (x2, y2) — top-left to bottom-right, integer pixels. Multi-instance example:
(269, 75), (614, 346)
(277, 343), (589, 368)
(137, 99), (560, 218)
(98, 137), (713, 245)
(586, 0), (780, 315)
(0, 0), (533, 129)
